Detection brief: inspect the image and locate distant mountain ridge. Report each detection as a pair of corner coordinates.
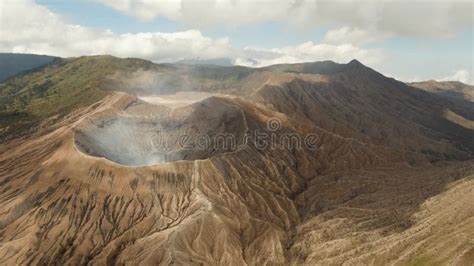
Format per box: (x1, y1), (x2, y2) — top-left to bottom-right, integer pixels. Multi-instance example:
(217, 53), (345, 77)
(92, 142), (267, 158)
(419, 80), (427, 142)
(175, 57), (234, 66)
(0, 53), (58, 82)
(410, 80), (474, 102)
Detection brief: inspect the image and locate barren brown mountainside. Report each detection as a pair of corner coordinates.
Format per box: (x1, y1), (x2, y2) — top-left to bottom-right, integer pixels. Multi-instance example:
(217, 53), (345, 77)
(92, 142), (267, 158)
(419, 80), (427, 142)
(410, 80), (474, 103)
(0, 56), (473, 265)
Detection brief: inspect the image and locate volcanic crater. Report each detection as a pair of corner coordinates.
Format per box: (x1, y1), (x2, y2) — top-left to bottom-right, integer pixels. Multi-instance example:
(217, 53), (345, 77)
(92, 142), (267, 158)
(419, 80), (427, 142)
(73, 94), (248, 166)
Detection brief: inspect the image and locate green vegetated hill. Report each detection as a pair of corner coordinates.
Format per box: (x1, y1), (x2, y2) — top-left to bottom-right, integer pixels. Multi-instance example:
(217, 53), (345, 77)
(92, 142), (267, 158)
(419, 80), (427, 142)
(0, 56), (158, 142)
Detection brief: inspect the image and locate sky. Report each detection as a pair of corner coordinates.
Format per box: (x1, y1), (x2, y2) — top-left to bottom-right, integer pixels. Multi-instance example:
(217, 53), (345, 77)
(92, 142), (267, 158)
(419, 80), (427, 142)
(0, 0), (473, 84)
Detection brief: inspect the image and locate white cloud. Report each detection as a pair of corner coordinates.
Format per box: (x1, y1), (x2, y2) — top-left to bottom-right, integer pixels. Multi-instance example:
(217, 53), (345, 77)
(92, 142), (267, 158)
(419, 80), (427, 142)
(0, 0), (234, 62)
(96, 0), (474, 38)
(0, 0), (385, 68)
(440, 69), (472, 84)
(236, 42), (384, 67)
(323, 27), (388, 45)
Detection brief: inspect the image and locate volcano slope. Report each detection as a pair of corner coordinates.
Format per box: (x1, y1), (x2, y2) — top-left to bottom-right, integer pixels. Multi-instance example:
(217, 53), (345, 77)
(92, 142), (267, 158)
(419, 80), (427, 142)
(410, 80), (474, 103)
(0, 56), (473, 265)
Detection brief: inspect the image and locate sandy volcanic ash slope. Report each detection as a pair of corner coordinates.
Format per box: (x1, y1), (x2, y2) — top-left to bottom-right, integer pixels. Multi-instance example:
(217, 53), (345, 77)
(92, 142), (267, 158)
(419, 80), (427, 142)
(0, 57), (473, 265)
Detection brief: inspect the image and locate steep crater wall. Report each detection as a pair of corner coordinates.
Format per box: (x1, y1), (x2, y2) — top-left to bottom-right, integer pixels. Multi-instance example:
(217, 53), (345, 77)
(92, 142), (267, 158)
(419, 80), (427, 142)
(74, 97), (248, 166)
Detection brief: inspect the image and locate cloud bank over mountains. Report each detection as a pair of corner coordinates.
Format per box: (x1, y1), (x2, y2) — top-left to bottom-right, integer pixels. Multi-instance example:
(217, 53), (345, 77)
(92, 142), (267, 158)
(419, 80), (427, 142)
(97, 0), (473, 38)
(0, 1), (233, 62)
(0, 0), (472, 83)
(441, 69), (472, 84)
(0, 0), (384, 67)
